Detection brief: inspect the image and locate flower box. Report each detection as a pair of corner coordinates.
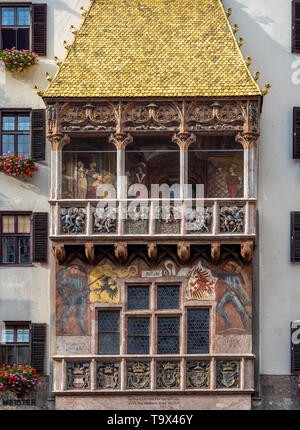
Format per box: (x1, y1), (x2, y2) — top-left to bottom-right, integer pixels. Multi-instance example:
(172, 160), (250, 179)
(0, 364), (41, 396)
(0, 152), (39, 179)
(0, 48), (38, 72)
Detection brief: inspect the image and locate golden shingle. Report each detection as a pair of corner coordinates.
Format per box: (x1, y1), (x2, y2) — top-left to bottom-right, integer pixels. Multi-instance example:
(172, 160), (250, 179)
(44, 0), (262, 98)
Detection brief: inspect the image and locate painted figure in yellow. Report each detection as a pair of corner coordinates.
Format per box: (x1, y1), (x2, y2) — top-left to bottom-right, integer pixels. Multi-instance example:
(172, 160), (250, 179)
(89, 264), (138, 303)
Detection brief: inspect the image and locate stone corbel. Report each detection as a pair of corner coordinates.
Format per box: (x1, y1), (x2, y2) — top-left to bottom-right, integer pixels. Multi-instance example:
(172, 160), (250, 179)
(172, 132), (196, 152)
(147, 242), (157, 262)
(241, 240), (254, 263)
(85, 242), (95, 265)
(109, 133), (133, 151)
(52, 242), (66, 265)
(235, 132), (258, 150)
(177, 242), (190, 264)
(211, 242), (220, 264)
(114, 242), (128, 265)
(48, 133), (70, 151)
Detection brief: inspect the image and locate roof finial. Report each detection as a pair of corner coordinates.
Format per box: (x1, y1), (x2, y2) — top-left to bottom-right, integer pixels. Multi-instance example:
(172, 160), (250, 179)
(238, 38), (244, 47)
(70, 25), (77, 35)
(263, 83), (271, 95)
(63, 40), (71, 50)
(46, 72), (52, 82)
(54, 56), (62, 66)
(253, 72), (260, 81)
(80, 6), (87, 16)
(232, 24), (239, 34)
(246, 57), (252, 67)
(34, 85), (44, 97)
(226, 8), (232, 17)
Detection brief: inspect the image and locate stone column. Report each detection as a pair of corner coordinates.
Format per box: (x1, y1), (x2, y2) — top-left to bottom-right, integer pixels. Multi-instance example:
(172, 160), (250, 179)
(236, 133), (259, 199)
(48, 134), (70, 200)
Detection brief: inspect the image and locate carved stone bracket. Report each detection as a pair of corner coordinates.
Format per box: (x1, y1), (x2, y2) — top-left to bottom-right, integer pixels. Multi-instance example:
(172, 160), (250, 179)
(85, 242), (95, 265)
(177, 242), (190, 264)
(172, 132), (196, 152)
(48, 133), (70, 151)
(52, 242), (66, 265)
(147, 242), (157, 262)
(109, 133), (133, 150)
(114, 242), (128, 265)
(241, 240), (254, 263)
(211, 242), (221, 264)
(235, 132), (258, 149)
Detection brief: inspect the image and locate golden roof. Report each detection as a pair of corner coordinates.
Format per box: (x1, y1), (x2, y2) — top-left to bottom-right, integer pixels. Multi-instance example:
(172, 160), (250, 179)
(44, 0), (262, 98)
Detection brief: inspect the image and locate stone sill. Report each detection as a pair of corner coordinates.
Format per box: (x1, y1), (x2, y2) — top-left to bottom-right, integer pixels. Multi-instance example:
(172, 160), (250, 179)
(53, 389), (255, 396)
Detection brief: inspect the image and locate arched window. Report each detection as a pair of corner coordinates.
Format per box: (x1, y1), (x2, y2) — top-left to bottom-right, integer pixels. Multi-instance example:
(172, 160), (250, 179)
(125, 136), (180, 198)
(62, 137), (117, 199)
(188, 136), (244, 198)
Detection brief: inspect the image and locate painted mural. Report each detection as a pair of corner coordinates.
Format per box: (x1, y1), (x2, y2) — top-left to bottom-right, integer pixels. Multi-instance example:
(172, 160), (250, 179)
(56, 255), (251, 336)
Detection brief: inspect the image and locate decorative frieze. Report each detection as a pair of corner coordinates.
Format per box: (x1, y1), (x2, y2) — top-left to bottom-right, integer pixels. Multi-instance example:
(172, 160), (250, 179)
(127, 361), (150, 389)
(93, 207), (117, 234)
(216, 360), (240, 389)
(60, 207), (87, 234)
(155, 206), (181, 234)
(156, 361), (180, 389)
(219, 206), (244, 233)
(186, 207), (213, 233)
(67, 362), (90, 390)
(186, 361), (210, 389)
(97, 362), (120, 389)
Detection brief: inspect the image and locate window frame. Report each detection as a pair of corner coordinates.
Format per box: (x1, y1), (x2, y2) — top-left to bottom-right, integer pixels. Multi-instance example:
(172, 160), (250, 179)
(0, 3), (32, 51)
(0, 109), (31, 156)
(97, 282), (211, 356)
(0, 320), (31, 365)
(0, 211), (32, 266)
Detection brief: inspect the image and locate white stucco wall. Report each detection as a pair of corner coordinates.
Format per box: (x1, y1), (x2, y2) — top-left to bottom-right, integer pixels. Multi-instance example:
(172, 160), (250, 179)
(0, 0), (90, 372)
(223, 0), (300, 375)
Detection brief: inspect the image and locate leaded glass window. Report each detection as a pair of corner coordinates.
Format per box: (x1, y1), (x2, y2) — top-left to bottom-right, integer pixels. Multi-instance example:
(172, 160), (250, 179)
(157, 285), (180, 309)
(127, 317), (150, 354)
(187, 309), (209, 354)
(128, 286), (149, 310)
(98, 310), (120, 355)
(157, 317), (180, 354)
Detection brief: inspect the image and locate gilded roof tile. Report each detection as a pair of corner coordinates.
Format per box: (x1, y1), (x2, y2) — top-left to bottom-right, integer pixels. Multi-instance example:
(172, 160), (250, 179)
(44, 0), (262, 98)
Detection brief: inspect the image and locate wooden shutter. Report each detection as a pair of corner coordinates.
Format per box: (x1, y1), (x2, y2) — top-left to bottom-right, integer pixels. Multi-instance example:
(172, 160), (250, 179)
(31, 323), (46, 374)
(32, 4), (47, 56)
(32, 213), (48, 263)
(31, 109), (46, 161)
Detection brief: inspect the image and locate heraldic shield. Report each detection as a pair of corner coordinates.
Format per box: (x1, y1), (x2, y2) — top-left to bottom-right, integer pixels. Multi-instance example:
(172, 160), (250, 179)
(217, 360), (240, 388)
(187, 361), (210, 388)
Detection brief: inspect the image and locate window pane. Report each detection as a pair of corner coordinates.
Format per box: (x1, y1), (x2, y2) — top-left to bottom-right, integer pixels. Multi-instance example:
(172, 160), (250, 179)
(2, 116), (15, 131)
(18, 115), (30, 131)
(157, 317), (180, 354)
(157, 336), (179, 354)
(16, 346), (30, 365)
(19, 237), (30, 264)
(127, 336), (149, 354)
(17, 327), (30, 343)
(17, 216), (30, 233)
(128, 317), (149, 335)
(157, 285), (180, 309)
(98, 310), (120, 355)
(128, 286), (149, 310)
(2, 135), (14, 154)
(2, 8), (14, 25)
(17, 135), (30, 156)
(16, 28), (29, 51)
(1, 346), (15, 365)
(2, 237), (15, 263)
(1, 28), (16, 50)
(17, 8), (30, 26)
(158, 317), (179, 335)
(2, 216), (15, 233)
(187, 309), (209, 354)
(2, 327), (14, 342)
(127, 317), (150, 354)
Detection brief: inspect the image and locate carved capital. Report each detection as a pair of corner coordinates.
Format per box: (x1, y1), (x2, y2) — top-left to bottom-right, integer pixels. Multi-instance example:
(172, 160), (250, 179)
(211, 242), (220, 264)
(85, 242), (95, 265)
(52, 242), (66, 265)
(177, 242), (190, 264)
(236, 132), (258, 149)
(241, 240), (254, 263)
(109, 133), (133, 150)
(147, 242), (157, 262)
(172, 132), (196, 152)
(114, 242), (128, 265)
(48, 133), (70, 151)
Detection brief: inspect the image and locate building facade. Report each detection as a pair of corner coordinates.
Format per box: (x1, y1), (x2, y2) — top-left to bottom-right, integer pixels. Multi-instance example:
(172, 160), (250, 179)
(0, 0), (299, 411)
